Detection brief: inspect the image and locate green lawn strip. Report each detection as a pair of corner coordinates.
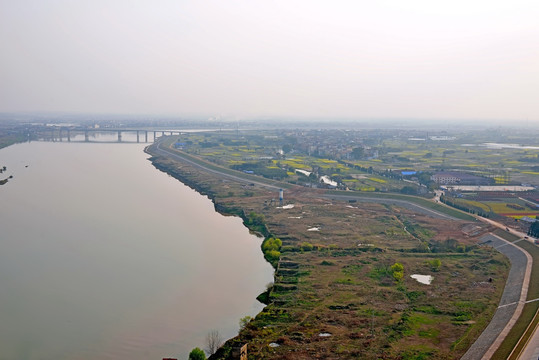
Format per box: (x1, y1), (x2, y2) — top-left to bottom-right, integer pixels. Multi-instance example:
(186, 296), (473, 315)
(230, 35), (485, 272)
(492, 229), (521, 242)
(327, 189), (476, 221)
(517, 241), (539, 300)
(150, 137), (512, 359)
(157, 139), (292, 189)
(492, 302), (539, 360)
(452, 306), (499, 354)
(492, 239), (539, 359)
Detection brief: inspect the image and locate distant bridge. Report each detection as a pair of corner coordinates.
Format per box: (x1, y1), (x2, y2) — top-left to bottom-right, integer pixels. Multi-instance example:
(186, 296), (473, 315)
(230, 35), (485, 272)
(34, 127), (184, 143)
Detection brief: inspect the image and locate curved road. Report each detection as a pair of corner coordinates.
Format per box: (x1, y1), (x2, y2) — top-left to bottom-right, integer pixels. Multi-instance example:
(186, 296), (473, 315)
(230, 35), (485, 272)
(461, 233), (532, 360)
(323, 193), (459, 221)
(150, 140), (282, 191)
(148, 139), (534, 360)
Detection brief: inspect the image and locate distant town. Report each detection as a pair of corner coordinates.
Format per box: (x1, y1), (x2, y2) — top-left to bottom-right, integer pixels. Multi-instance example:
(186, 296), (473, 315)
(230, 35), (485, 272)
(1, 115), (539, 359)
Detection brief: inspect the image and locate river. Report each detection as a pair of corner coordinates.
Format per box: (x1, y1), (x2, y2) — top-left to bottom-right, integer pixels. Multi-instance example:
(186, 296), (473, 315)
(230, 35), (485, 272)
(0, 139), (273, 360)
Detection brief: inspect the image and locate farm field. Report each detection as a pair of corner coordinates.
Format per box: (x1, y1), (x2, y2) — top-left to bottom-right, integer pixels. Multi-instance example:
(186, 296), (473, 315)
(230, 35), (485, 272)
(172, 127), (539, 192)
(170, 128), (539, 229)
(147, 135), (515, 359)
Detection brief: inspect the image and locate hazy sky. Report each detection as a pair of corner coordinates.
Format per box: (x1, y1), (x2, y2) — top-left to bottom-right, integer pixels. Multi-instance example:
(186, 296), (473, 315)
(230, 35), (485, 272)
(1, 0), (538, 121)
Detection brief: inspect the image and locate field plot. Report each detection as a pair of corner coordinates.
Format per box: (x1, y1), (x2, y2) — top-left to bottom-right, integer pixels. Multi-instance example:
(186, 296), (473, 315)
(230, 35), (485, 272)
(150, 130), (538, 359)
(150, 141), (510, 360)
(449, 195), (539, 220)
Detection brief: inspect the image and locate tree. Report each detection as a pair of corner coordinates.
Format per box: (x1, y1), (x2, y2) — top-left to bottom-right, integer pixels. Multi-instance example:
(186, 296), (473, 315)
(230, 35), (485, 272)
(205, 330), (223, 355)
(282, 143), (292, 153)
(351, 147), (364, 160)
(400, 186), (417, 195)
(391, 262), (404, 282)
(529, 221), (539, 238)
(247, 212), (265, 227)
(417, 172), (433, 186)
(189, 347), (206, 360)
(262, 237), (282, 252)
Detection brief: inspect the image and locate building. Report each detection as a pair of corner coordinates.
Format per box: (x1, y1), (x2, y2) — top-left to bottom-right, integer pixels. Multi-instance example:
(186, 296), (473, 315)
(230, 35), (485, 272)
(431, 172), (493, 185)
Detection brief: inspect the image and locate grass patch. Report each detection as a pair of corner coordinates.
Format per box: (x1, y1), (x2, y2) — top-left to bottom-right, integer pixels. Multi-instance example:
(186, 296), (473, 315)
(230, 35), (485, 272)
(493, 302), (539, 360)
(492, 239), (539, 359)
(327, 190), (476, 221)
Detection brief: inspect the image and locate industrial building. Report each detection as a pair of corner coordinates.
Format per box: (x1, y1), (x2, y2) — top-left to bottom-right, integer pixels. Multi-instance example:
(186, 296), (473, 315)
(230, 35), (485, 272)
(431, 171), (493, 185)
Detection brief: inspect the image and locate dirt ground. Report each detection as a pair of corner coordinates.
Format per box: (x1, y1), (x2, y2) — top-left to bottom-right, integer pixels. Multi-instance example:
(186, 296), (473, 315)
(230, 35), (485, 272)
(149, 152), (510, 360)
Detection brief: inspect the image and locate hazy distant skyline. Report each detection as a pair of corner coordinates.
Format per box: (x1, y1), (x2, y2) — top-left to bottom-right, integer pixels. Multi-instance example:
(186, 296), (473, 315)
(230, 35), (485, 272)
(1, 1), (538, 123)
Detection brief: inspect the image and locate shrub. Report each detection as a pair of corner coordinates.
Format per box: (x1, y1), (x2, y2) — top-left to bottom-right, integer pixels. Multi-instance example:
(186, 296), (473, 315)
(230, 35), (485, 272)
(391, 262), (404, 282)
(266, 250), (281, 262)
(189, 347), (206, 360)
(247, 212), (265, 226)
(262, 237), (282, 252)
(261, 237), (282, 267)
(239, 315), (253, 330)
(300, 242), (314, 251)
(427, 259), (442, 272)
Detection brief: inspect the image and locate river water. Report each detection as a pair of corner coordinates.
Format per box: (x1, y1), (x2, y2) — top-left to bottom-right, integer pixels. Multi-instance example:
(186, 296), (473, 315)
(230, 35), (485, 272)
(0, 139), (273, 360)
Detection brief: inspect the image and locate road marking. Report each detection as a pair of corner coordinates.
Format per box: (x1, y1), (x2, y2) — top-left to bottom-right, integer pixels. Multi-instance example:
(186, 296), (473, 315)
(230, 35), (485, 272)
(495, 239), (524, 249)
(498, 302), (519, 309)
(479, 233), (533, 359)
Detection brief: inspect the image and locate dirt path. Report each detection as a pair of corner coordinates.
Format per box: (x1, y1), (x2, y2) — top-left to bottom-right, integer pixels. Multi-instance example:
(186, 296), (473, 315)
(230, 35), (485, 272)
(148, 139), (535, 359)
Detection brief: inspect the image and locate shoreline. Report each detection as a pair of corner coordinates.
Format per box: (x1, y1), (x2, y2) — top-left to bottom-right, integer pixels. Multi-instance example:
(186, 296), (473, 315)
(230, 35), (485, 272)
(143, 140), (521, 359)
(144, 144), (277, 354)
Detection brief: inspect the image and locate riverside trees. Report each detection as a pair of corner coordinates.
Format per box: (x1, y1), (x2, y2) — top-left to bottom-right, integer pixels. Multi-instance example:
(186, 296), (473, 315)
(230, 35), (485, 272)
(188, 347), (206, 360)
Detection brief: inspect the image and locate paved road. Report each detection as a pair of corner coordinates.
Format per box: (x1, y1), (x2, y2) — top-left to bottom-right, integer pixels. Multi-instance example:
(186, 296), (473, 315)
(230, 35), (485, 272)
(461, 233), (532, 360)
(478, 216), (537, 246)
(149, 140), (535, 359)
(323, 193), (459, 221)
(150, 141), (282, 191)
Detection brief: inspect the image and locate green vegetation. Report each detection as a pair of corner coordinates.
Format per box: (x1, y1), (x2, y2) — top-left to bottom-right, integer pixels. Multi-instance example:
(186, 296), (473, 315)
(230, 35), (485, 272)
(391, 262), (405, 281)
(145, 128), (529, 359)
(493, 240), (539, 360)
(261, 237), (282, 267)
(426, 259), (442, 271)
(245, 211), (266, 233)
(528, 221), (539, 237)
(239, 316), (253, 330)
(188, 347), (206, 360)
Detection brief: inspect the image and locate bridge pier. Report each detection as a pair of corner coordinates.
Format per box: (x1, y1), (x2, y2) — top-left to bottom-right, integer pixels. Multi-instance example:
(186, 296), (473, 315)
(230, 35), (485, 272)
(54, 128), (181, 143)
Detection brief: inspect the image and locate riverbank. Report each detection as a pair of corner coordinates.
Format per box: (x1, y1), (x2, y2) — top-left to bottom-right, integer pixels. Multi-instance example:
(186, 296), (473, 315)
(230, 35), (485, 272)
(145, 139), (512, 359)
